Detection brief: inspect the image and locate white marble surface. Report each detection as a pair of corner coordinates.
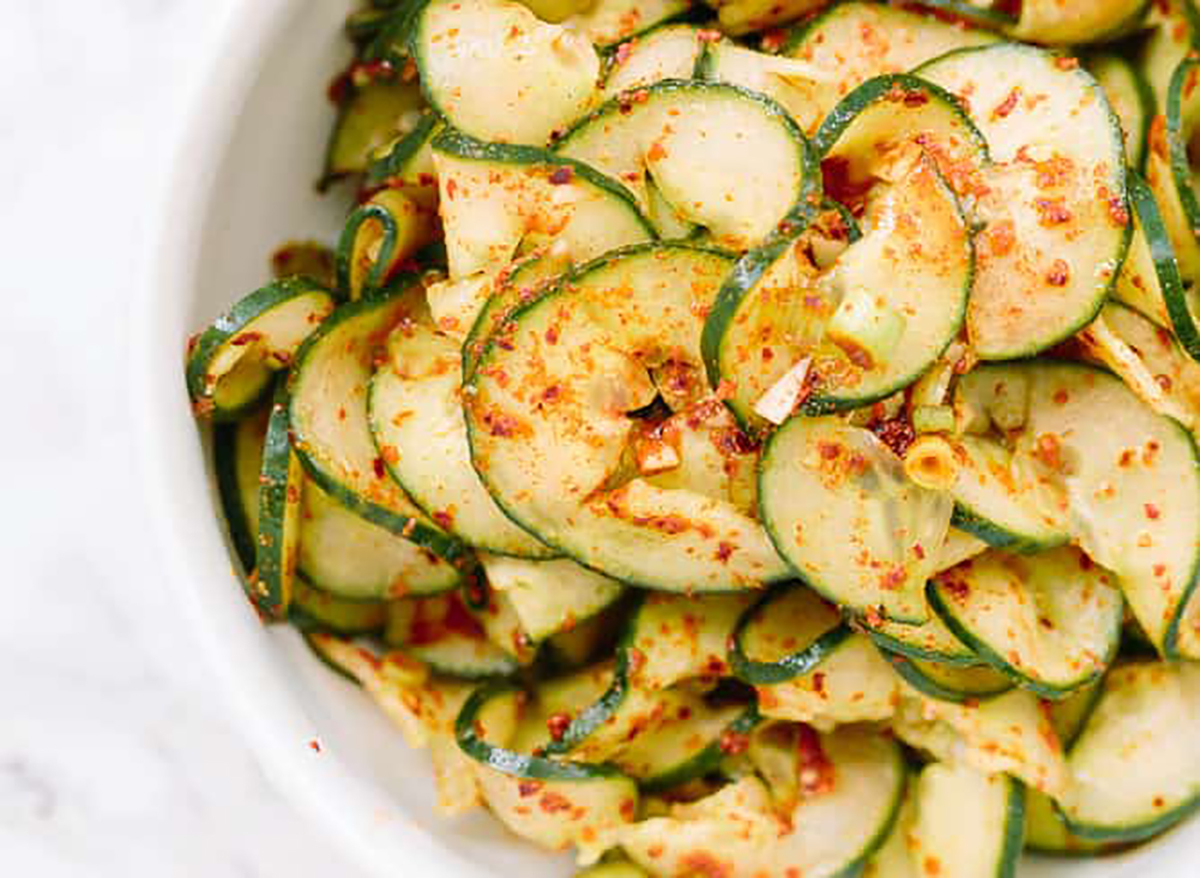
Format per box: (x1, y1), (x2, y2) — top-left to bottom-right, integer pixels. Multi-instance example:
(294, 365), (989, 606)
(1, 2), (366, 875)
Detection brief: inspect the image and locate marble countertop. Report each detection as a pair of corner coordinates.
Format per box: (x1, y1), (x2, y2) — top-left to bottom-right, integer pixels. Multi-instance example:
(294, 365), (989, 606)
(1, 2), (366, 874)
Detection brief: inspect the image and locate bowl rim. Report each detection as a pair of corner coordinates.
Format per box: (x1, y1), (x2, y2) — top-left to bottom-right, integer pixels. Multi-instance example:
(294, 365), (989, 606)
(128, 2), (494, 875)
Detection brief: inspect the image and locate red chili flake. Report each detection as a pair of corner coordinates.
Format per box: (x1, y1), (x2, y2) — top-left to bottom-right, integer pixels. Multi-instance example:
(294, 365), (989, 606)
(1046, 259), (1070, 286)
(518, 780), (543, 798)
(548, 166), (574, 185)
(308, 739), (322, 753)
(812, 671), (826, 695)
(718, 729), (750, 755)
(941, 576), (971, 600)
(1107, 195), (1131, 228)
(230, 331), (263, 347)
(546, 712), (572, 742)
(539, 792), (573, 814)
(991, 87), (1021, 121)
(715, 542), (734, 563)
(1145, 503), (1162, 520)
(870, 416), (916, 458)
(696, 28), (723, 43)
(912, 543), (926, 560)
(544, 325), (559, 344)
(433, 509), (454, 529)
(818, 441), (842, 461)
(372, 457), (386, 479)
(1035, 198), (1072, 226)
(647, 140), (668, 161)
(1053, 389), (1069, 405)
(1054, 55), (1080, 70)
(760, 28), (787, 51)
(796, 724), (835, 795)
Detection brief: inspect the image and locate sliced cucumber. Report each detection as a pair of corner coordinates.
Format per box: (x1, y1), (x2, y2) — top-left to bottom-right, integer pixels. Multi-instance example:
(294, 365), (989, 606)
(186, 278), (336, 420)
(457, 682), (638, 863)
(894, 685), (1068, 796)
(480, 554), (625, 642)
(1117, 171), (1200, 360)
(758, 417), (954, 623)
(1096, 302), (1200, 427)
(575, 859), (648, 878)
(321, 71), (426, 188)
(298, 479), (460, 599)
(601, 24), (707, 97)
(467, 243), (791, 593)
(212, 404), (269, 575)
(363, 111), (439, 193)
(708, 0), (823, 35)
(413, 0), (600, 144)
(863, 785), (916, 878)
(335, 189), (436, 300)
(946, 434), (1071, 553)
(628, 591), (757, 689)
(1086, 51), (1153, 170)
(289, 576), (388, 635)
(1058, 661), (1200, 842)
(620, 727), (905, 878)
(918, 43), (1130, 359)
(408, 630), (520, 679)
(432, 128), (653, 284)
(542, 600), (629, 670)
(287, 282), (467, 564)
(1158, 57), (1200, 287)
(929, 547), (1124, 698)
(253, 383), (303, 618)
(369, 320), (554, 557)
(1012, 0), (1149, 44)
(863, 599), (978, 667)
(566, 0), (695, 47)
(554, 80), (816, 250)
(616, 698), (759, 791)
(728, 584), (849, 685)
(1025, 789), (1117, 857)
(779, 1), (998, 135)
(910, 762), (1025, 878)
(883, 651), (1013, 704)
(1138, 0), (1200, 109)
(467, 584), (540, 666)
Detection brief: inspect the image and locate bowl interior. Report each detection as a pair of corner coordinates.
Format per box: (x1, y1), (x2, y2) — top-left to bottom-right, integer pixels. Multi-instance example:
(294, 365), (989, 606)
(149, 0), (1200, 875)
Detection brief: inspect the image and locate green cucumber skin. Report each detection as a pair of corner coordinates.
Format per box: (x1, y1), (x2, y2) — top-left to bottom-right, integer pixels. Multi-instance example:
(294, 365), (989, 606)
(727, 584), (854, 685)
(255, 382), (299, 619)
(335, 202), (401, 298)
(1087, 47), (1155, 172)
(949, 505), (1070, 555)
(286, 283), (470, 567)
(1157, 417), (1200, 659)
(433, 128), (655, 239)
(302, 632), (366, 686)
(1057, 789), (1200, 845)
(365, 112), (440, 188)
(288, 576), (389, 636)
(185, 277), (335, 421)
(1127, 169), (1200, 361)
(862, 626), (978, 667)
(213, 420), (258, 576)
(1166, 58), (1200, 267)
(456, 681), (627, 781)
(908, 0), (1017, 29)
(999, 780), (1028, 878)
(925, 573), (1122, 701)
(881, 649), (1013, 704)
(638, 705), (761, 793)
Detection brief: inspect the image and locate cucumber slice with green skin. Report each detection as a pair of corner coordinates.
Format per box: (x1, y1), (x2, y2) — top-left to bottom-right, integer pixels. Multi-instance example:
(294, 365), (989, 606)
(1118, 171), (1200, 360)
(1098, 302), (1200, 429)
(882, 651), (1013, 704)
(910, 763), (1025, 878)
(363, 112), (439, 191)
(707, 0), (823, 35)
(728, 584), (851, 686)
(565, 0), (697, 48)
(289, 576), (388, 635)
(1086, 51), (1154, 170)
(287, 283), (468, 565)
(298, 480), (461, 598)
(335, 189), (436, 300)
(320, 72), (426, 189)
(1161, 57), (1200, 289)
(601, 24), (708, 97)
(432, 127), (653, 283)
(553, 80), (817, 251)
(906, 0), (1017, 29)
(575, 859), (648, 878)
(863, 599), (978, 666)
(467, 243), (791, 593)
(212, 404), (270, 575)
(186, 278), (336, 421)
(862, 786), (916, 878)
(413, 0), (600, 144)
(369, 321), (556, 558)
(894, 685), (1068, 796)
(407, 631), (521, 679)
(1139, 0), (1200, 109)
(1011, 0), (1149, 45)
(1057, 661), (1200, 842)
(928, 547), (1124, 698)
(704, 77), (975, 427)
(971, 362), (1200, 656)
(619, 727), (906, 878)
(629, 591), (757, 689)
(777, 1), (998, 132)
(917, 43), (1131, 360)
(541, 600), (630, 671)
(946, 434), (1071, 553)
(480, 554), (625, 641)
(758, 417), (954, 623)
(617, 700), (760, 791)
(253, 383), (303, 618)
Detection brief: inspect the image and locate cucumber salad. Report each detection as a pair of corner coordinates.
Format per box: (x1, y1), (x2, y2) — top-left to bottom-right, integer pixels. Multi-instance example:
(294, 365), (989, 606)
(186, 0), (1200, 874)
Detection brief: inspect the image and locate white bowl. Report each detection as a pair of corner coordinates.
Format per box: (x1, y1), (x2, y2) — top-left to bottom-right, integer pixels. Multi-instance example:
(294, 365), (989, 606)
(132, 1), (1199, 875)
